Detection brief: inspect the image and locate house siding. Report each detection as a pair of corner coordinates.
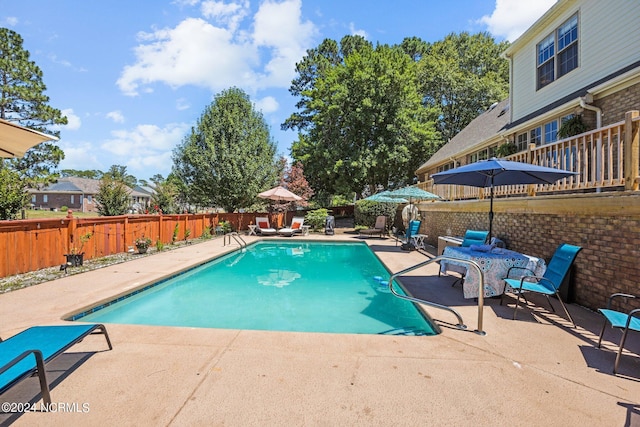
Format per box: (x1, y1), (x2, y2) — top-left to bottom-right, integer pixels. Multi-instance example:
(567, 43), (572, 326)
(510, 0), (640, 122)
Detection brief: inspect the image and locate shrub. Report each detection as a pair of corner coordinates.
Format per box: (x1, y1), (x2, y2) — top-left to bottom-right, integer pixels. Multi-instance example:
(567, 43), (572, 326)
(60, 206), (68, 212)
(219, 220), (232, 233)
(305, 208), (329, 231)
(201, 226), (212, 240)
(354, 200), (397, 228)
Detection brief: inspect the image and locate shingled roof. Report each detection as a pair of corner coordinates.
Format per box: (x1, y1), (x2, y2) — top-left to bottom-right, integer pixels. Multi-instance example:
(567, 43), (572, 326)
(35, 177), (102, 194)
(416, 99), (510, 174)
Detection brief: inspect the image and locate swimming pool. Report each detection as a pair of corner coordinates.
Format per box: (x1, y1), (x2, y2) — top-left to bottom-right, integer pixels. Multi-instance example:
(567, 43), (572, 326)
(72, 241), (437, 335)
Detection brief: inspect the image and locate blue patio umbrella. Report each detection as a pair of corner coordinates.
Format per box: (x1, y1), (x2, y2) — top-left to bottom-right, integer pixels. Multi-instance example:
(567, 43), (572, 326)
(364, 191), (408, 204)
(387, 186), (440, 224)
(387, 186), (440, 203)
(432, 157), (577, 239)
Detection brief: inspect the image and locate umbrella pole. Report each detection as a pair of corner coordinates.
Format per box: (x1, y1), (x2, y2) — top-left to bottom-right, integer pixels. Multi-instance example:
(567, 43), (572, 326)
(488, 181), (494, 241)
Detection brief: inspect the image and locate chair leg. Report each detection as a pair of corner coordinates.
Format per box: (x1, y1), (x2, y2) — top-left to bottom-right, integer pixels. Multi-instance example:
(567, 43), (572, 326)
(545, 295), (557, 313)
(614, 327), (631, 375)
(597, 319), (608, 348)
(512, 290), (523, 320)
(554, 292), (576, 328)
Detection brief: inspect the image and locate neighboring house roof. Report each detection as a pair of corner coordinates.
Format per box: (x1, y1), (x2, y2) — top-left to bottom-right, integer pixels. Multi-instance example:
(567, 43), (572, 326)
(132, 185), (155, 196)
(30, 177), (102, 194)
(416, 99), (510, 174)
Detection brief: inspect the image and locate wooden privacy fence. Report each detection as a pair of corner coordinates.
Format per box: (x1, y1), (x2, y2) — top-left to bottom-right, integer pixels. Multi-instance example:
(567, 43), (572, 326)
(0, 212), (256, 278)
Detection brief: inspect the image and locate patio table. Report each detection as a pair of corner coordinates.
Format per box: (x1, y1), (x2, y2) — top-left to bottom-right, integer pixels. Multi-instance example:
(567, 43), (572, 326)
(441, 246), (546, 299)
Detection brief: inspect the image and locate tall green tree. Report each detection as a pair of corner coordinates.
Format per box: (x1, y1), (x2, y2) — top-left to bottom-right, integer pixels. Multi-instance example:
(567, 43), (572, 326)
(285, 36), (440, 199)
(103, 165), (137, 188)
(0, 28), (67, 186)
(149, 174), (179, 214)
(417, 32), (510, 143)
(172, 87), (280, 212)
(0, 165), (28, 219)
(95, 177), (131, 216)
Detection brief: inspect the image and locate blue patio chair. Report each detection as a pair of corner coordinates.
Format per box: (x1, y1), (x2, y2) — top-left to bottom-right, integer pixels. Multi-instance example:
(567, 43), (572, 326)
(461, 229), (489, 247)
(596, 293), (640, 374)
(501, 243), (582, 327)
(399, 220), (421, 250)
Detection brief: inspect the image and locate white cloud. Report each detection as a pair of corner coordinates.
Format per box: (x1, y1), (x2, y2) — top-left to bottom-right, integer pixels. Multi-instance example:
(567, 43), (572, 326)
(57, 140), (102, 170)
(176, 97), (191, 110)
(4, 17), (18, 27)
(54, 109), (81, 131)
(117, 0), (317, 96)
(117, 17), (258, 96)
(100, 123), (191, 175)
(252, 0), (317, 87)
(106, 110), (125, 123)
(349, 22), (367, 39)
(254, 96), (278, 114)
(480, 0), (557, 42)
(201, 0), (249, 32)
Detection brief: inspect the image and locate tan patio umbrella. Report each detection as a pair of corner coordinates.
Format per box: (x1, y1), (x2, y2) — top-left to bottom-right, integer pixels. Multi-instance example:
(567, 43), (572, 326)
(258, 186), (302, 228)
(0, 118), (58, 158)
(258, 186), (303, 202)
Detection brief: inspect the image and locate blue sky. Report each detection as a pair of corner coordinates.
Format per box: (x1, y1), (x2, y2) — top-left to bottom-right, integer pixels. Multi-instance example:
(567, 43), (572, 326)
(1, 0), (555, 181)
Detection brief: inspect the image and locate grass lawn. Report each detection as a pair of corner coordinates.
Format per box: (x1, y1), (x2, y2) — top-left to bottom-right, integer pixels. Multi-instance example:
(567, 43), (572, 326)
(22, 209), (100, 219)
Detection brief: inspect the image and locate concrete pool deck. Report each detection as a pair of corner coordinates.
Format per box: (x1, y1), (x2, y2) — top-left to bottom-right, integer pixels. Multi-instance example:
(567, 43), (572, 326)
(0, 232), (639, 426)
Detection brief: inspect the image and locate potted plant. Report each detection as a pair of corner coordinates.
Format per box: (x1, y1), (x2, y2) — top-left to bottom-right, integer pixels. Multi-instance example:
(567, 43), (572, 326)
(134, 236), (152, 254)
(65, 232), (92, 267)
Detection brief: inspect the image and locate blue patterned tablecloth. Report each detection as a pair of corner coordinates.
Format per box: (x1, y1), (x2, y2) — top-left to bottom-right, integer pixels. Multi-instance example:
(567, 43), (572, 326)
(441, 246), (546, 299)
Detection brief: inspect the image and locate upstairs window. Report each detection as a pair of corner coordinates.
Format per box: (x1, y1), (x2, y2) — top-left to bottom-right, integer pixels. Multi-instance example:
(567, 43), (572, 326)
(537, 14), (578, 89)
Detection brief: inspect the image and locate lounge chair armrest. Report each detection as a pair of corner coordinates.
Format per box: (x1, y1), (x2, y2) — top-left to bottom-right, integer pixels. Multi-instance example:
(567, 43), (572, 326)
(606, 293), (637, 309)
(0, 349), (45, 376)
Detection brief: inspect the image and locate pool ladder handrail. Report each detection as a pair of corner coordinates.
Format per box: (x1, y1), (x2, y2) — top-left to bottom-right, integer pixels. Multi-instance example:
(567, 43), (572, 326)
(387, 255), (486, 336)
(223, 232), (247, 249)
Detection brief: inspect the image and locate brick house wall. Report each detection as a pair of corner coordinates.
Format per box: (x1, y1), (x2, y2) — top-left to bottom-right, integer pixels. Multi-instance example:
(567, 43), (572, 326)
(594, 82), (640, 127)
(415, 192), (640, 312)
(31, 193), (98, 212)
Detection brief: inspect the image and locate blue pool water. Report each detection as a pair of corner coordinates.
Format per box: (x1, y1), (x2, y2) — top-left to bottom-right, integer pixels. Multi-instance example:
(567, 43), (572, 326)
(74, 241), (436, 335)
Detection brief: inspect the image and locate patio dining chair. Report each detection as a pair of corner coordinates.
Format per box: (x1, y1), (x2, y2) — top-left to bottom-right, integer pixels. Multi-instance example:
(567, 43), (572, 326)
(501, 243), (582, 328)
(596, 293), (640, 374)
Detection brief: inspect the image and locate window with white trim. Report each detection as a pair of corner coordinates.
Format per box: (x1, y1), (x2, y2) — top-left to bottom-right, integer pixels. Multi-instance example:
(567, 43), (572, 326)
(537, 14), (578, 89)
(516, 132), (528, 152)
(544, 120), (558, 144)
(530, 127), (542, 146)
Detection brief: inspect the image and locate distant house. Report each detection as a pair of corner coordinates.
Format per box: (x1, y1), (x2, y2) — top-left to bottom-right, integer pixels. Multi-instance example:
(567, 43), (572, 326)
(131, 185), (155, 213)
(417, 0), (640, 187)
(29, 177), (153, 213)
(29, 177), (101, 213)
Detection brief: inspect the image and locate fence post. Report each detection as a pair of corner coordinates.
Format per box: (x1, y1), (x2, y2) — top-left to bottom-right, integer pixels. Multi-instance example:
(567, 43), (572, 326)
(624, 110), (639, 191)
(66, 210), (76, 254)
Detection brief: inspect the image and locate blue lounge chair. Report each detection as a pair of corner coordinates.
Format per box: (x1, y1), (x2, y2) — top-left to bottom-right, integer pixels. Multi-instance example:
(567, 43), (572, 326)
(502, 243), (582, 327)
(597, 293), (640, 374)
(0, 324), (112, 404)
